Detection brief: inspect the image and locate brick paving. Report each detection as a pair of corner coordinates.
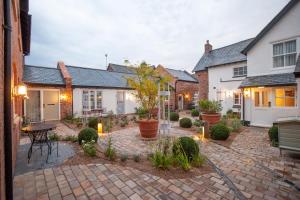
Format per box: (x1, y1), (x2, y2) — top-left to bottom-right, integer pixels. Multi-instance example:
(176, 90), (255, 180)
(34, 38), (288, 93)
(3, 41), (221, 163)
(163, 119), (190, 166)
(14, 127), (300, 199)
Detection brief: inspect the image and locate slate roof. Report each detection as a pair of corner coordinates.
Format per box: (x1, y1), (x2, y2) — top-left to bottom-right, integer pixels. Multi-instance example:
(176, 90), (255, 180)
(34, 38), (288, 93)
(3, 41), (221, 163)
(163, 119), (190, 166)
(239, 73), (296, 88)
(294, 55), (300, 78)
(165, 68), (198, 82)
(242, 0), (299, 54)
(193, 38), (254, 72)
(66, 65), (135, 88)
(23, 65), (65, 85)
(108, 63), (136, 74)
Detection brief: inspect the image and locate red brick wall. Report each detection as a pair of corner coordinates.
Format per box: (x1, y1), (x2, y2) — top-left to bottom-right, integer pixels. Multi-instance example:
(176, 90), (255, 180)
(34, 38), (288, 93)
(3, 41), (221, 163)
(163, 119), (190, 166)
(175, 80), (199, 109)
(195, 70), (208, 100)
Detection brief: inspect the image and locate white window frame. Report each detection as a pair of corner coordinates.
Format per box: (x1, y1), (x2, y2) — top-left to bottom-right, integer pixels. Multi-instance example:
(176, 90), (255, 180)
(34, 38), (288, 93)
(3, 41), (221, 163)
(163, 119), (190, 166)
(274, 87), (297, 108)
(254, 89), (270, 108)
(233, 66), (247, 77)
(82, 90), (103, 111)
(233, 93), (241, 105)
(273, 39), (297, 68)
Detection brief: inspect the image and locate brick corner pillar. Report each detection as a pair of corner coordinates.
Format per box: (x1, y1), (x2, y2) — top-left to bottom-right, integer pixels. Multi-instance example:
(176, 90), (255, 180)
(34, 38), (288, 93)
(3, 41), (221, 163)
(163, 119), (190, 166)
(195, 70), (208, 100)
(57, 61), (73, 119)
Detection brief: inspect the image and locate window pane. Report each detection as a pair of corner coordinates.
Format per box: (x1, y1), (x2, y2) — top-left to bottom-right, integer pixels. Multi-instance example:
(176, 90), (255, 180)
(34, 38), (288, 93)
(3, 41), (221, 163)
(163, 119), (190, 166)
(90, 91), (95, 110)
(273, 56), (284, 67)
(254, 92), (260, 107)
(82, 91), (89, 110)
(234, 93), (240, 105)
(275, 88), (285, 97)
(262, 91), (269, 107)
(285, 88), (295, 97)
(275, 98), (285, 107)
(273, 43), (283, 55)
(96, 91), (102, 109)
(285, 40), (296, 53)
(285, 53), (296, 66)
(244, 66), (247, 75)
(285, 97), (295, 107)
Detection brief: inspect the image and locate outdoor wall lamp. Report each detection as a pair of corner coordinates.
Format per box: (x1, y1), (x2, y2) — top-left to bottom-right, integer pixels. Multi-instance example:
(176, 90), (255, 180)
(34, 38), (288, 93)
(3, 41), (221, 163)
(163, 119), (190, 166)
(60, 94), (67, 101)
(184, 94), (189, 99)
(14, 84), (27, 97)
(244, 89), (250, 97)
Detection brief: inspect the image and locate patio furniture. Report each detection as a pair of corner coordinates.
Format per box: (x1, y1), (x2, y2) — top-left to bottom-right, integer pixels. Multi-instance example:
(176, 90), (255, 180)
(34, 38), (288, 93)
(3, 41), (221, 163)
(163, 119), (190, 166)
(22, 123), (56, 163)
(276, 117), (300, 155)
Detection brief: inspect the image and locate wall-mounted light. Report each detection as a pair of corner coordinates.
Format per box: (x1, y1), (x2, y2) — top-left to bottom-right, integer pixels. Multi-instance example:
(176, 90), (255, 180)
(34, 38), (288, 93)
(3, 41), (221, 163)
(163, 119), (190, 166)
(244, 88), (250, 97)
(15, 84), (27, 97)
(184, 94), (189, 99)
(60, 94), (67, 101)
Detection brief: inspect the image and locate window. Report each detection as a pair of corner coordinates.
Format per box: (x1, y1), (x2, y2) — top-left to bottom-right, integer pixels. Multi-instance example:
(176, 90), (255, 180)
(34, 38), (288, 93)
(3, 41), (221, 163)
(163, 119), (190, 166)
(233, 66), (247, 77)
(273, 40), (296, 68)
(234, 93), (241, 105)
(275, 87), (296, 107)
(82, 90), (103, 110)
(82, 91), (89, 110)
(254, 90), (269, 107)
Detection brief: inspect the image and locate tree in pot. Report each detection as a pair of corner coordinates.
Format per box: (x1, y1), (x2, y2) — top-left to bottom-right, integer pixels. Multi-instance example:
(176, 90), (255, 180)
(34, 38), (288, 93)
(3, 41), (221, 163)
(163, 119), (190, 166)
(199, 99), (222, 127)
(127, 62), (168, 138)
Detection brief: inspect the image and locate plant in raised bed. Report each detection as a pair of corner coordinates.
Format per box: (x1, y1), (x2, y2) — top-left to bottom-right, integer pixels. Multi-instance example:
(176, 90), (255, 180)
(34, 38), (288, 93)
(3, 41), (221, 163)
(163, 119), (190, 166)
(133, 154), (141, 162)
(173, 142), (191, 171)
(210, 123), (230, 140)
(170, 112), (179, 121)
(191, 109), (199, 117)
(151, 150), (173, 169)
(105, 137), (116, 161)
(78, 128), (98, 145)
(268, 125), (278, 147)
(120, 154), (128, 162)
(88, 117), (98, 130)
(193, 119), (203, 127)
(82, 140), (96, 157)
(172, 136), (199, 162)
(199, 99), (222, 126)
(191, 153), (206, 167)
(231, 118), (242, 132)
(179, 118), (192, 128)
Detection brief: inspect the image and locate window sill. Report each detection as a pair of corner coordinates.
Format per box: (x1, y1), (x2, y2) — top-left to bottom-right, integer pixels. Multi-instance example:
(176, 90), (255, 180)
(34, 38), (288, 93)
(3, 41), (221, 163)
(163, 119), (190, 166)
(271, 65), (295, 70)
(232, 75), (247, 78)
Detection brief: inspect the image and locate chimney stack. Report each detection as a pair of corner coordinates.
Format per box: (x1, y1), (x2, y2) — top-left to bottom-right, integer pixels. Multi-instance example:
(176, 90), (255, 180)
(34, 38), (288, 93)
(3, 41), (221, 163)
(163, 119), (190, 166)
(204, 40), (212, 54)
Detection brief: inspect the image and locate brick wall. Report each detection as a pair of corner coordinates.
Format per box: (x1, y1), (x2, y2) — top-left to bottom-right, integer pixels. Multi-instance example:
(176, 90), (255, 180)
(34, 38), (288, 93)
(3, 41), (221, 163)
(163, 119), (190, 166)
(195, 70), (208, 100)
(176, 80), (199, 109)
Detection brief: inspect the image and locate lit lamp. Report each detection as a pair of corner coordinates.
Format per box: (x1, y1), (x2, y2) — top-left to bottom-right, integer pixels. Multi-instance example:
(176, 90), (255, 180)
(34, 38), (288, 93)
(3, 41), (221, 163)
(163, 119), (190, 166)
(184, 94), (189, 99)
(15, 84), (27, 97)
(97, 122), (103, 136)
(244, 89), (250, 97)
(60, 94), (67, 101)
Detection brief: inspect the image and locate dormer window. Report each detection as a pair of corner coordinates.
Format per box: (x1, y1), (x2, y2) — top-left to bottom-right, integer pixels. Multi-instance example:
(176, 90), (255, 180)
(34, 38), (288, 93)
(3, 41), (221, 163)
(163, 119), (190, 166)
(273, 40), (296, 68)
(233, 66), (247, 77)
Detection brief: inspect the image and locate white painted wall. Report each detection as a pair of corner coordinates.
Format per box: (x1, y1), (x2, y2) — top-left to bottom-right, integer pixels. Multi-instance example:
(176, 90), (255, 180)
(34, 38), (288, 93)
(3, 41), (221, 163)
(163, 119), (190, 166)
(208, 62), (246, 114)
(73, 88), (139, 117)
(247, 2), (300, 76)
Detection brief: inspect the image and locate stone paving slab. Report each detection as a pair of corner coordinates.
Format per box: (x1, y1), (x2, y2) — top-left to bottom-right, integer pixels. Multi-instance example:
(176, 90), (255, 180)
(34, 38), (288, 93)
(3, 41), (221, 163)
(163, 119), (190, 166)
(14, 164), (234, 200)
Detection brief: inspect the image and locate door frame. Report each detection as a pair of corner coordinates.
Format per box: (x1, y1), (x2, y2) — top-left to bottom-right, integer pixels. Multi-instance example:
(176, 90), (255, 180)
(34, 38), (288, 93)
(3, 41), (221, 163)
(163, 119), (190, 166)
(116, 90), (125, 114)
(24, 88), (61, 121)
(178, 94), (184, 110)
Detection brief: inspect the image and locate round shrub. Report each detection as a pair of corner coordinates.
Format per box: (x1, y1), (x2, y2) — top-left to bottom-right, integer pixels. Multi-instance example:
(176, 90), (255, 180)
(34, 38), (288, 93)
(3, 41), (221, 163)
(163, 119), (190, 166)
(173, 137), (199, 162)
(88, 117), (98, 130)
(191, 109), (199, 117)
(210, 123), (230, 140)
(78, 128), (98, 145)
(170, 112), (179, 121)
(179, 118), (192, 128)
(268, 126), (278, 142)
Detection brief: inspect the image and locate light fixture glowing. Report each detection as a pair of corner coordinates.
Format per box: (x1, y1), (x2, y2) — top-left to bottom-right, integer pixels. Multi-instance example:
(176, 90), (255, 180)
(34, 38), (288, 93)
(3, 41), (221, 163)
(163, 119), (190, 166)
(184, 94), (189, 99)
(97, 123), (103, 136)
(244, 89), (250, 97)
(15, 84), (27, 97)
(60, 94), (67, 101)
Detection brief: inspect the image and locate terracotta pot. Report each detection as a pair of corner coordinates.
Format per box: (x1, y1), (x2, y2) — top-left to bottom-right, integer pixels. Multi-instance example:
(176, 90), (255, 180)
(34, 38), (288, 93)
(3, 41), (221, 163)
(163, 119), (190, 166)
(200, 113), (221, 127)
(138, 119), (158, 138)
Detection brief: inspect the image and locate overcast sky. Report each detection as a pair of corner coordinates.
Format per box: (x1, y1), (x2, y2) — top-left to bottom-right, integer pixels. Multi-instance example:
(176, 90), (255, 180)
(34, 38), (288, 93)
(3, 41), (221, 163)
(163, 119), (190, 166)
(26, 0), (290, 72)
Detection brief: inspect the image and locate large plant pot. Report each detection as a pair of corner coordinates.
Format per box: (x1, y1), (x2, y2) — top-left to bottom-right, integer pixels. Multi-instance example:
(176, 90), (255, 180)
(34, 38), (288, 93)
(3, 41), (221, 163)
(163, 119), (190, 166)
(149, 108), (159, 118)
(138, 119), (159, 138)
(200, 113), (221, 127)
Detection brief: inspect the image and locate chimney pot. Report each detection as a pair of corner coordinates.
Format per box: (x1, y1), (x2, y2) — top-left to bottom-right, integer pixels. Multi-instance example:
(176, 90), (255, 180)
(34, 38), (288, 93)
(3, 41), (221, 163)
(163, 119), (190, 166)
(205, 40), (212, 54)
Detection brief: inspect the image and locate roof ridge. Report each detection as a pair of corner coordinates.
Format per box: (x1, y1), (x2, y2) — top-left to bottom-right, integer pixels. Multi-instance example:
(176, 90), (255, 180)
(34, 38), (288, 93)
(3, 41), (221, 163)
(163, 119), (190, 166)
(209, 38), (254, 52)
(66, 65), (135, 75)
(24, 64), (60, 70)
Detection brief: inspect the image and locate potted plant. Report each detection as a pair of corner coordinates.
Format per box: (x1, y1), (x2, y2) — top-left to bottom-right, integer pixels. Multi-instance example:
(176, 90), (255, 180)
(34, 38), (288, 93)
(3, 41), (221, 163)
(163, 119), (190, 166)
(199, 99), (222, 126)
(127, 62), (167, 138)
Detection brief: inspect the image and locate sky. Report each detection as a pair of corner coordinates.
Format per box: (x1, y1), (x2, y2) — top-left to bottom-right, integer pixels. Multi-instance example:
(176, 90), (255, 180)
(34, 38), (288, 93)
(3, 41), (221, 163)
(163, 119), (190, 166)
(26, 0), (290, 72)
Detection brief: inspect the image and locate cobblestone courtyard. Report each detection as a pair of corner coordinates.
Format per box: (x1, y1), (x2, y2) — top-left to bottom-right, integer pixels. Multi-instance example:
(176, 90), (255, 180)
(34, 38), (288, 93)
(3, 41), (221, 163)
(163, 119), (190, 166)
(14, 127), (300, 199)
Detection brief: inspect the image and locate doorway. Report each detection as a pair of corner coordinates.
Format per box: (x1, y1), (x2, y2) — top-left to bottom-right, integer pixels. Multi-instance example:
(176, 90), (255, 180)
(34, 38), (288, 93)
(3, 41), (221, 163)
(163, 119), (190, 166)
(43, 90), (60, 121)
(116, 91), (125, 114)
(178, 95), (184, 110)
(25, 90), (41, 122)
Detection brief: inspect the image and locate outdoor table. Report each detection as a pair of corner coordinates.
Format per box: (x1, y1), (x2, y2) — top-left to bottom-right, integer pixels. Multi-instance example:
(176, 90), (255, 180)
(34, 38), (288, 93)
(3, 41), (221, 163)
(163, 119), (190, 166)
(22, 123), (56, 163)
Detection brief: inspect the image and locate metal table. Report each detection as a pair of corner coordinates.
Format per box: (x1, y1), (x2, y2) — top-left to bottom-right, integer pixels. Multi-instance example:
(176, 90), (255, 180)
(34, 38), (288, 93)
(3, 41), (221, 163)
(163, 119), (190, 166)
(22, 123), (56, 163)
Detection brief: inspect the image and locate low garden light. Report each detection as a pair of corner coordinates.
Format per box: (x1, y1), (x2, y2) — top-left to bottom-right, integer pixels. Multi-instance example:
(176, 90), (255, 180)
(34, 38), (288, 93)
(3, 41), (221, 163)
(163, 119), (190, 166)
(15, 84), (27, 97)
(97, 123), (103, 136)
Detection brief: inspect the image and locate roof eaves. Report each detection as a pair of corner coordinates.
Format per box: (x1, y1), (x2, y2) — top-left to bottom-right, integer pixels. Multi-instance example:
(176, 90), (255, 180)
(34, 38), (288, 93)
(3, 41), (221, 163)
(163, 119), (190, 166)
(242, 0), (299, 55)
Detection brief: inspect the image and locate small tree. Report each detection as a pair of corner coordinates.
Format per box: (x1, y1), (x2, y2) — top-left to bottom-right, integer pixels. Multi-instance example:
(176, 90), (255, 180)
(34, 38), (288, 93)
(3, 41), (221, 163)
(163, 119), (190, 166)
(127, 62), (168, 119)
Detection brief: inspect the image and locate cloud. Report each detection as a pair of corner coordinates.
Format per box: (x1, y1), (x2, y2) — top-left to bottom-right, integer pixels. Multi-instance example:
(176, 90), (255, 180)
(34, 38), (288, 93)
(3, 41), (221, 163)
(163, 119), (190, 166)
(26, 0), (289, 72)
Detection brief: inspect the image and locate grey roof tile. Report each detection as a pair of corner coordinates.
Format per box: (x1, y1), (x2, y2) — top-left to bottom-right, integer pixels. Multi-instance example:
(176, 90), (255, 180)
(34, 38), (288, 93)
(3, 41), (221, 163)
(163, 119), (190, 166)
(108, 63), (136, 74)
(23, 65), (65, 85)
(239, 73), (296, 88)
(165, 68), (198, 82)
(193, 38), (253, 72)
(66, 65), (135, 88)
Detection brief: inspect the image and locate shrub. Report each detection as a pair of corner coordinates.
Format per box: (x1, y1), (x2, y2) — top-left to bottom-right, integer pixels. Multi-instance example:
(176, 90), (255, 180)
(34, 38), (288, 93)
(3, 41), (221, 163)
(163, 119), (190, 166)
(268, 126), (278, 143)
(135, 107), (149, 119)
(150, 151), (172, 169)
(133, 154), (141, 162)
(82, 140), (96, 157)
(231, 118), (242, 132)
(199, 100), (222, 114)
(193, 120), (203, 127)
(88, 117), (98, 130)
(173, 151), (191, 171)
(210, 123), (230, 140)
(170, 112), (179, 121)
(173, 137), (199, 162)
(49, 133), (60, 141)
(179, 118), (192, 128)
(120, 154), (128, 162)
(191, 153), (206, 167)
(63, 135), (78, 143)
(191, 109), (199, 117)
(105, 137), (116, 161)
(78, 128), (98, 145)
